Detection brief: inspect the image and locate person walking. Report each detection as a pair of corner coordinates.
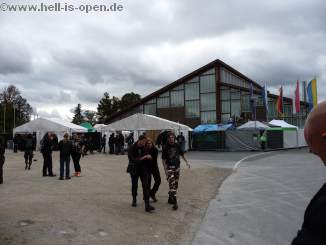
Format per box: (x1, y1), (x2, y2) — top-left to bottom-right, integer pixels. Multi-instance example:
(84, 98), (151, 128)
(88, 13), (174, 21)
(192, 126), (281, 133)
(127, 135), (155, 212)
(41, 132), (56, 177)
(162, 133), (190, 210)
(145, 139), (161, 202)
(259, 130), (267, 151)
(58, 133), (73, 180)
(71, 134), (83, 177)
(292, 101), (326, 245)
(109, 133), (115, 154)
(101, 134), (107, 153)
(176, 132), (186, 152)
(126, 132), (134, 149)
(24, 134), (34, 170)
(0, 136), (5, 184)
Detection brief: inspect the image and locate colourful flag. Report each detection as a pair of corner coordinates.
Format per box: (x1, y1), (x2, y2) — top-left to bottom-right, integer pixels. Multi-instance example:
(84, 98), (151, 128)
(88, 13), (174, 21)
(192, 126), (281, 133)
(307, 78), (317, 111)
(261, 84), (268, 113)
(276, 86), (283, 116)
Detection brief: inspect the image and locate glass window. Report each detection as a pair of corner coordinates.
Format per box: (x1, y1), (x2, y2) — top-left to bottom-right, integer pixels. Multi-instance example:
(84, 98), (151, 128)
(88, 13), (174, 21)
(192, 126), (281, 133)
(157, 97), (170, 108)
(159, 91), (169, 98)
(144, 104), (156, 115)
(241, 95), (250, 112)
(231, 89), (240, 99)
(186, 76), (199, 83)
(222, 101), (230, 113)
(185, 100), (200, 118)
(231, 100), (241, 117)
(221, 88), (230, 100)
(170, 90), (184, 107)
(221, 114), (231, 123)
(202, 68), (215, 75)
(200, 93), (216, 111)
(146, 98), (156, 104)
(172, 84), (184, 91)
(200, 75), (216, 93)
(185, 83), (199, 100)
(201, 111), (217, 124)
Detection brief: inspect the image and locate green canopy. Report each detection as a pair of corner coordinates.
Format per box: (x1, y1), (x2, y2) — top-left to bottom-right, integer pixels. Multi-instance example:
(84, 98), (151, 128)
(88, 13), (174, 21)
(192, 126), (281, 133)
(80, 122), (96, 132)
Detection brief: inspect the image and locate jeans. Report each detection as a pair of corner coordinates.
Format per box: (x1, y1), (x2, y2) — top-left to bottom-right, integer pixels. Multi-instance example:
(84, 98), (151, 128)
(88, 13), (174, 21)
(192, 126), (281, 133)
(71, 153), (81, 173)
(60, 155), (70, 178)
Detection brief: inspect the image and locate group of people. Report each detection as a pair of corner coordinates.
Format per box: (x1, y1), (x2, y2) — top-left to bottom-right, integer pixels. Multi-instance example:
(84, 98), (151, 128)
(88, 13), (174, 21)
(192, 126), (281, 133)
(127, 132), (190, 212)
(108, 132), (134, 155)
(41, 132), (84, 179)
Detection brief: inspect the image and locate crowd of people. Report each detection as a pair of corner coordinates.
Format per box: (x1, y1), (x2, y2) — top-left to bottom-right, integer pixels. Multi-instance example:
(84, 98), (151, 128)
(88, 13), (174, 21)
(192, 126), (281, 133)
(1, 131), (190, 213)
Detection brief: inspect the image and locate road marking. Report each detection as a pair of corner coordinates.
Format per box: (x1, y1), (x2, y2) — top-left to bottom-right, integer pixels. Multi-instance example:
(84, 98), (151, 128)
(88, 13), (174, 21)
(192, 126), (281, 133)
(233, 152), (270, 171)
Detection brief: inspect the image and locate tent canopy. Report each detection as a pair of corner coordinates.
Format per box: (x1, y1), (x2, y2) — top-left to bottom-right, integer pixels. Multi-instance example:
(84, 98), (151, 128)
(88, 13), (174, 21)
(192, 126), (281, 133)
(102, 113), (192, 132)
(80, 122), (96, 132)
(193, 124), (234, 133)
(237, 121), (269, 130)
(13, 118), (88, 134)
(269, 120), (298, 130)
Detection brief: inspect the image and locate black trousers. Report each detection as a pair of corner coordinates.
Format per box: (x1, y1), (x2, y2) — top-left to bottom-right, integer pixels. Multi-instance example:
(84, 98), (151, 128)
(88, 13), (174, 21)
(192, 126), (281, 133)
(0, 156), (4, 184)
(24, 151), (33, 166)
(42, 152), (53, 176)
(101, 144), (106, 153)
(148, 164), (161, 197)
(71, 153), (81, 172)
(130, 167), (150, 204)
(109, 143), (114, 154)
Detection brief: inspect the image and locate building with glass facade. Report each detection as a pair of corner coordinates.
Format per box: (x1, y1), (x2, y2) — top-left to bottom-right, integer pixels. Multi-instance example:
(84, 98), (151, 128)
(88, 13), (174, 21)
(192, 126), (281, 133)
(108, 59), (308, 128)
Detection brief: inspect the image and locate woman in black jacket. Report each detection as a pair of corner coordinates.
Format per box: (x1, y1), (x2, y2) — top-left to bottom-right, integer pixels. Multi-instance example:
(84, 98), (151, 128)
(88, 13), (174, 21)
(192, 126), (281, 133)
(145, 139), (161, 202)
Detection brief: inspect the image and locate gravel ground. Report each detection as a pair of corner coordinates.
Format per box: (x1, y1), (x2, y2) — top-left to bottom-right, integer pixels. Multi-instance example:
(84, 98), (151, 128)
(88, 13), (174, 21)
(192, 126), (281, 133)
(0, 151), (231, 245)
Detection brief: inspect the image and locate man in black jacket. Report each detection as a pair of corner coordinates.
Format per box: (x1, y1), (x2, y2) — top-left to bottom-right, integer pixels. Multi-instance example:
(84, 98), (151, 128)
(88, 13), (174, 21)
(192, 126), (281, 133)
(162, 133), (190, 210)
(127, 135), (155, 212)
(292, 101), (326, 245)
(24, 134), (34, 170)
(41, 132), (56, 177)
(58, 133), (73, 180)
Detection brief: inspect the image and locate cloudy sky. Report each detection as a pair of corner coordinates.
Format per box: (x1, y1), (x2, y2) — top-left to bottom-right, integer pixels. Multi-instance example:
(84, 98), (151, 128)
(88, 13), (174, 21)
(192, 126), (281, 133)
(0, 0), (325, 120)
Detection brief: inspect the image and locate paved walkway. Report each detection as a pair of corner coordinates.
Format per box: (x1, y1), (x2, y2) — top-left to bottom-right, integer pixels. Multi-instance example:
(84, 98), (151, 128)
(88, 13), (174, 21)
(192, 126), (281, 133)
(192, 149), (326, 245)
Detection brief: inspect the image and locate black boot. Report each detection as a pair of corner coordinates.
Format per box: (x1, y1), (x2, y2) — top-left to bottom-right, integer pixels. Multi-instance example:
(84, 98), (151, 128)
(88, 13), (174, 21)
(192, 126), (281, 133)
(168, 196), (174, 204)
(145, 204), (155, 212)
(25, 164), (28, 170)
(132, 197), (137, 207)
(172, 197), (178, 210)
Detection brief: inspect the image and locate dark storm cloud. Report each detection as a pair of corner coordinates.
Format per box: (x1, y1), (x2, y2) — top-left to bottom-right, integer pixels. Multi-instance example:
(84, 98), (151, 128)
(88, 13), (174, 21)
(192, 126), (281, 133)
(0, 0), (325, 119)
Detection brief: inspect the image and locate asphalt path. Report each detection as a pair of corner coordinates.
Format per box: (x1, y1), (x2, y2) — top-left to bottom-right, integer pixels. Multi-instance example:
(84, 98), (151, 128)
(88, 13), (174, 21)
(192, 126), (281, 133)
(191, 148), (326, 245)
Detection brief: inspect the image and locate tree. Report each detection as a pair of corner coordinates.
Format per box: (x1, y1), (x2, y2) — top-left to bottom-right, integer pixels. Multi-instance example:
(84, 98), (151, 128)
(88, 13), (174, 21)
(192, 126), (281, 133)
(83, 110), (97, 125)
(97, 93), (121, 123)
(71, 104), (83, 125)
(120, 92), (141, 110)
(0, 85), (33, 134)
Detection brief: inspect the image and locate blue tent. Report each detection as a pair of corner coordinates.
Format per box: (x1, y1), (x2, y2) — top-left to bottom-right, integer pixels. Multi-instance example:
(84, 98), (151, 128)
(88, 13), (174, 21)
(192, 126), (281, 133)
(193, 124), (234, 133)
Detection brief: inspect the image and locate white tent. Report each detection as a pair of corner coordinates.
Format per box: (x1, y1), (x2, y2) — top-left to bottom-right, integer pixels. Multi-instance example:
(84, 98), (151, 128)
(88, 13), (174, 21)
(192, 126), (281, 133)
(94, 124), (106, 131)
(101, 113), (193, 150)
(269, 120), (298, 129)
(13, 118), (87, 150)
(237, 121), (269, 130)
